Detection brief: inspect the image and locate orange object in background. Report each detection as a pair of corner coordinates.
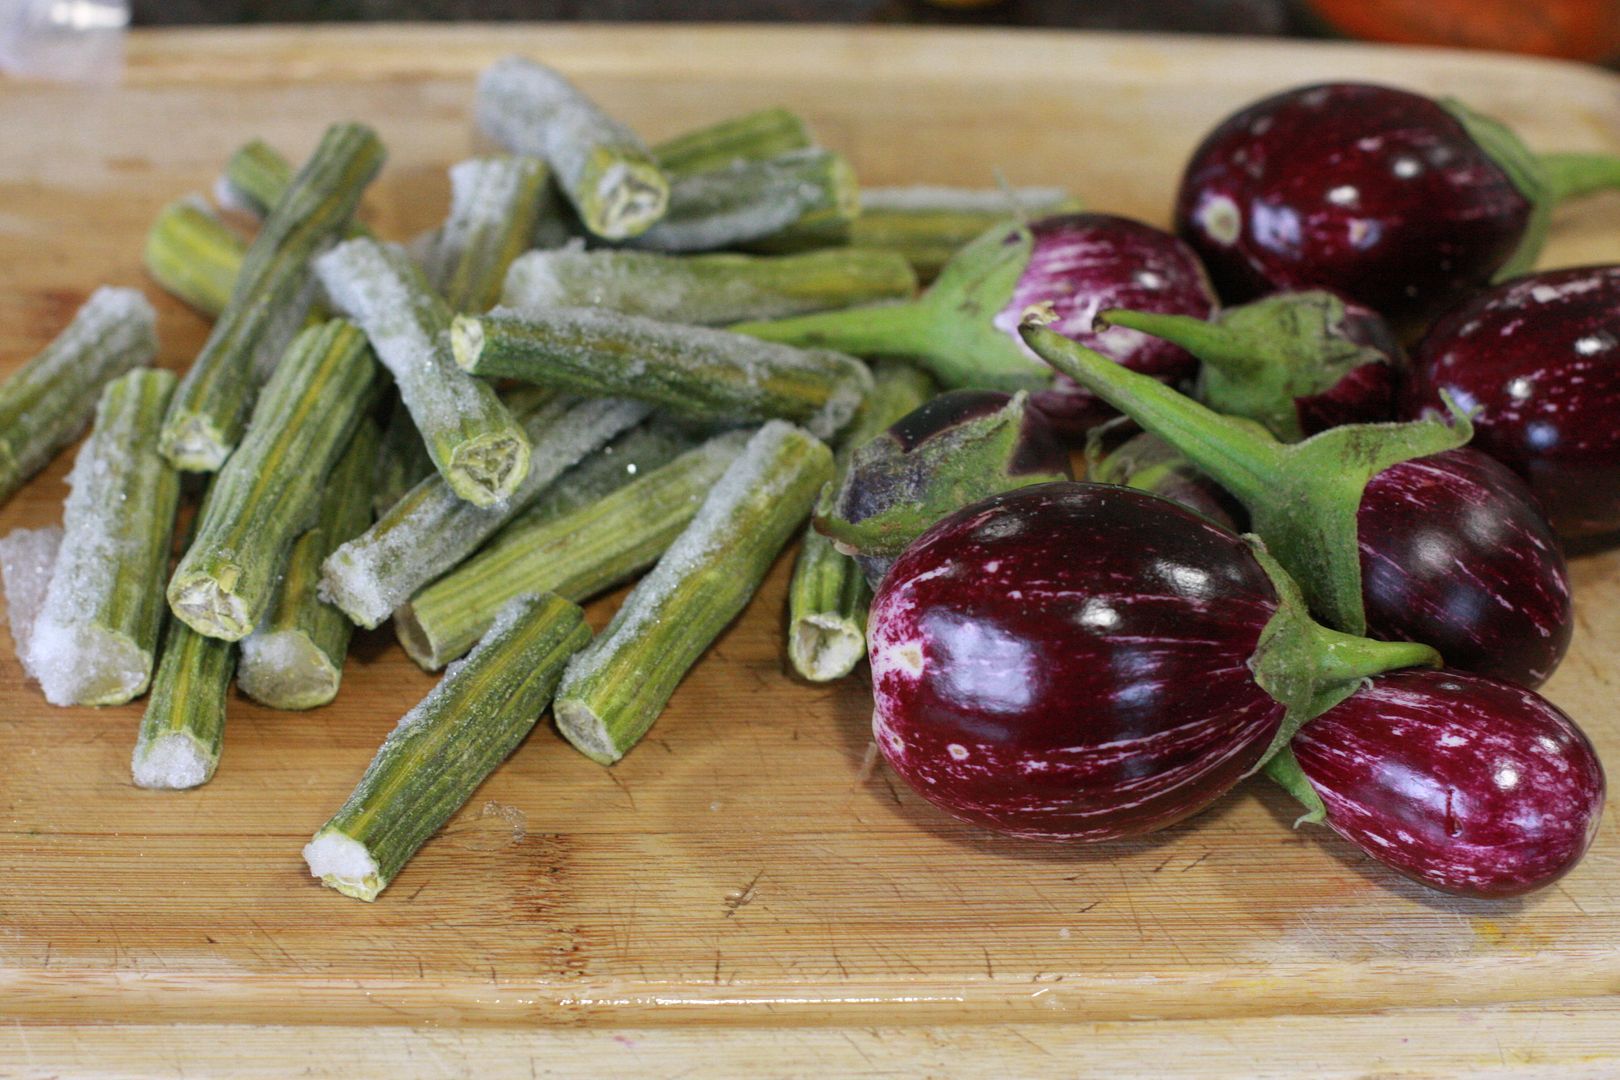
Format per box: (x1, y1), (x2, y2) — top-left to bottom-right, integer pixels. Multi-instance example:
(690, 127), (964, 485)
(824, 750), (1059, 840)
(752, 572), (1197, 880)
(1309, 0), (1620, 61)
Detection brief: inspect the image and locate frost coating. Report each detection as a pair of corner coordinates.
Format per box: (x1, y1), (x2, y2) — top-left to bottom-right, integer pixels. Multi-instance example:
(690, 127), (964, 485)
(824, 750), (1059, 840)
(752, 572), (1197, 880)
(460, 304), (872, 440)
(421, 155), (556, 313)
(238, 630), (338, 710)
(0, 286), (156, 504)
(307, 593), (589, 901)
(475, 56), (668, 240)
(316, 238), (530, 506)
(321, 396), (650, 627)
(29, 370), (180, 706)
(861, 185), (1070, 214)
(0, 526), (61, 674)
(502, 246), (915, 326)
(627, 150), (856, 253)
(302, 830), (383, 901)
(131, 733), (212, 791)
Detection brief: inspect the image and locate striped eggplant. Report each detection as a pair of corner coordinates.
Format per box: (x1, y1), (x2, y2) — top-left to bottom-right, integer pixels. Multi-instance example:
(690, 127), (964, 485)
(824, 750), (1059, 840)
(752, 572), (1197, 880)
(867, 481), (1437, 842)
(1174, 82), (1620, 335)
(1289, 669), (1604, 897)
(1004, 214), (1217, 439)
(1405, 265), (1620, 538)
(1025, 323), (1572, 689)
(1097, 289), (1404, 441)
(731, 213), (1217, 435)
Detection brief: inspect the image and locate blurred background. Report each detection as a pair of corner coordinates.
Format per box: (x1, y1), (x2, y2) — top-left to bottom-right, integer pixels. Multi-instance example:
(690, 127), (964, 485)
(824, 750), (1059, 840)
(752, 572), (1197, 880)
(125, 1), (1620, 62)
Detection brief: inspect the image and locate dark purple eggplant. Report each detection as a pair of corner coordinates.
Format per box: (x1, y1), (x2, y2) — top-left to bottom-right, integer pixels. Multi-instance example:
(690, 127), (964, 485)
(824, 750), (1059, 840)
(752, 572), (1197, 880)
(1289, 669), (1604, 898)
(1087, 428), (1245, 532)
(819, 388), (1069, 586)
(1405, 265), (1620, 538)
(867, 481), (1437, 842)
(1098, 290), (1403, 441)
(732, 213), (1217, 435)
(1023, 322), (1573, 689)
(1175, 82), (1620, 334)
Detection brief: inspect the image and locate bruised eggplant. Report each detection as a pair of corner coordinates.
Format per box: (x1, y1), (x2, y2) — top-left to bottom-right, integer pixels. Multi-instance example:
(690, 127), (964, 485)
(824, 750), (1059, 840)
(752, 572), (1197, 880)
(817, 388), (1069, 586)
(867, 482), (1437, 842)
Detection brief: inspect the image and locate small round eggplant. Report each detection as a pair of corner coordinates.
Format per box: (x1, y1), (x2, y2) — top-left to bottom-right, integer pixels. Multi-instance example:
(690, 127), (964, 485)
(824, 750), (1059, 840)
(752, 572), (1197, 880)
(1098, 290), (1404, 441)
(821, 388), (1069, 586)
(868, 482), (1437, 842)
(731, 213), (1217, 436)
(1175, 82), (1620, 334)
(1405, 265), (1620, 537)
(1024, 322), (1573, 689)
(1294, 668), (1605, 898)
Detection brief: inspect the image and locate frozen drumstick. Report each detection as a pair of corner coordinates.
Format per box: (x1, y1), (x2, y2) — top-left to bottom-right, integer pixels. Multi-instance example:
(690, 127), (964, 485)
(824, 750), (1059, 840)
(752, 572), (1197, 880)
(475, 55), (669, 241)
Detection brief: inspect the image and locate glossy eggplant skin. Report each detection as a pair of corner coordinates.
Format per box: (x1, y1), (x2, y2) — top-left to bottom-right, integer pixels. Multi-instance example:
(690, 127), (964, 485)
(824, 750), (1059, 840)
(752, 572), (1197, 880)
(1358, 448), (1572, 689)
(868, 482), (1284, 842)
(1175, 83), (1530, 334)
(992, 214), (1216, 439)
(1405, 266), (1620, 537)
(1294, 299), (1404, 436)
(1294, 669), (1604, 898)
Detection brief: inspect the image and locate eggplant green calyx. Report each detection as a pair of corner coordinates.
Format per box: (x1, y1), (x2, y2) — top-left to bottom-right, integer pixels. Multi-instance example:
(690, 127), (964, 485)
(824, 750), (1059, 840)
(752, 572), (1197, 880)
(814, 390), (1066, 557)
(1099, 291), (1392, 442)
(732, 221), (1050, 393)
(1244, 539), (1441, 822)
(1020, 323), (1472, 636)
(1440, 99), (1620, 282)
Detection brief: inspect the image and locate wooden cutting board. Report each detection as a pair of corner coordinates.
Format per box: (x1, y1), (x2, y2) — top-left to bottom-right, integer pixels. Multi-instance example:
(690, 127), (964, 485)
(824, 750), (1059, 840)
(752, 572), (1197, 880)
(2, 24), (1620, 1075)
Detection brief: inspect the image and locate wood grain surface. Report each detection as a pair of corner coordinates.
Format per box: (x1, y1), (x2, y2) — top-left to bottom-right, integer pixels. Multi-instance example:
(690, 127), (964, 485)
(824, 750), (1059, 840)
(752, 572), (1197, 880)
(1, 24), (1619, 1075)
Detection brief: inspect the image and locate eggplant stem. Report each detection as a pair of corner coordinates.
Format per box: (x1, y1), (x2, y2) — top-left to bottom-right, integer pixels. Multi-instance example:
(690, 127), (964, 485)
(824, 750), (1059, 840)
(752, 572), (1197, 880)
(1098, 307), (1264, 380)
(1021, 325), (1284, 511)
(732, 298), (933, 360)
(1538, 151), (1620, 204)
(1309, 624), (1441, 686)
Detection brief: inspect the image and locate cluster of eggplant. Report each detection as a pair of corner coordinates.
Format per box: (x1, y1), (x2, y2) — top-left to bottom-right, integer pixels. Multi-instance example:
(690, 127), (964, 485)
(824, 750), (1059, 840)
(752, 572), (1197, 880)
(824, 82), (1618, 899)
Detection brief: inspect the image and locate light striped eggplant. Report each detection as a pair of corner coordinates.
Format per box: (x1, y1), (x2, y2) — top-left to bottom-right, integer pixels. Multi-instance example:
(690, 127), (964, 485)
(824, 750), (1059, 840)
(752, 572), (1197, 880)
(734, 212), (1215, 428)
(1405, 265), (1620, 538)
(867, 482), (1437, 843)
(1292, 668), (1604, 898)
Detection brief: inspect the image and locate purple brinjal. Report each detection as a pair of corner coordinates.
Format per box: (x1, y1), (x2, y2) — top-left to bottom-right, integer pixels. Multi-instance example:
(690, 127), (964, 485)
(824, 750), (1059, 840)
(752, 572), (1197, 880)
(867, 481), (1438, 842)
(1175, 82), (1620, 334)
(1023, 320), (1573, 689)
(732, 213), (1217, 438)
(1288, 668), (1604, 897)
(1405, 265), (1620, 538)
